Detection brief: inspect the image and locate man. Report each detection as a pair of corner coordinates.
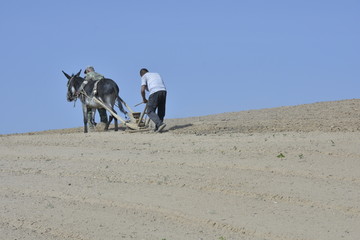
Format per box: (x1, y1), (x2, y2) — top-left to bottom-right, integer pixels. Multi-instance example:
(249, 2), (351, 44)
(140, 68), (167, 132)
(78, 66), (104, 92)
(84, 66), (104, 82)
(79, 66), (108, 125)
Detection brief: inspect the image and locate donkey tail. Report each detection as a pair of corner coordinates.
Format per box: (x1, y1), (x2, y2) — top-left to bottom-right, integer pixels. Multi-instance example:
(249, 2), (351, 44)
(116, 96), (128, 115)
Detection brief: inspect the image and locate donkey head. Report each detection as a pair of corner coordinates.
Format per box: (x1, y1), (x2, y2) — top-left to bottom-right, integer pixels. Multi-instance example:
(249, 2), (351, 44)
(62, 69), (82, 102)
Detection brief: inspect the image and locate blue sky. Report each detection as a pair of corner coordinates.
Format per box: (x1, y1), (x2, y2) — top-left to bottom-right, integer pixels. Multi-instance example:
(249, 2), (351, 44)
(0, 0), (359, 134)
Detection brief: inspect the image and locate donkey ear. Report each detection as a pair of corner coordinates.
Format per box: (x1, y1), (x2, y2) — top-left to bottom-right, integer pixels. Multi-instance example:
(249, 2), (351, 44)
(76, 69), (82, 77)
(62, 70), (71, 80)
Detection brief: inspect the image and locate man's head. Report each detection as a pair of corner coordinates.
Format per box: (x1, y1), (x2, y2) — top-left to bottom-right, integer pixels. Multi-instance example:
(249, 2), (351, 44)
(84, 66), (95, 74)
(140, 68), (149, 77)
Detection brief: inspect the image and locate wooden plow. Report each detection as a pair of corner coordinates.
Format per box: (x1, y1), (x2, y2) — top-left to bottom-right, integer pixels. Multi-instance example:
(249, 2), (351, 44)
(92, 97), (150, 131)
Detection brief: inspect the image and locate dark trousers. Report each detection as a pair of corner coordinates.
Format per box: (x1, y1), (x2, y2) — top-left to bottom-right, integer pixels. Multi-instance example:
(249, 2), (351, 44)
(147, 91), (167, 128)
(87, 108), (108, 123)
(98, 108), (108, 123)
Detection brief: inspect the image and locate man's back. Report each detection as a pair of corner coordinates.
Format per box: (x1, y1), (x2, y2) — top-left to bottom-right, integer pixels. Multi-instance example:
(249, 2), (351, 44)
(141, 72), (166, 95)
(86, 71), (104, 81)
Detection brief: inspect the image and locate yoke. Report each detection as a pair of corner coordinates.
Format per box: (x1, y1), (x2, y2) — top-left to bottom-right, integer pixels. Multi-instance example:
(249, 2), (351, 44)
(92, 97), (150, 131)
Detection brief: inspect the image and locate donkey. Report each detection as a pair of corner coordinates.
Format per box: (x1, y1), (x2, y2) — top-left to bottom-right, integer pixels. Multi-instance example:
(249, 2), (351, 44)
(63, 70), (127, 133)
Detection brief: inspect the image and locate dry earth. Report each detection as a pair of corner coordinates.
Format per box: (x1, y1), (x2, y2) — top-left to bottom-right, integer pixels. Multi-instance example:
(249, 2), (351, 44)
(1, 99), (360, 240)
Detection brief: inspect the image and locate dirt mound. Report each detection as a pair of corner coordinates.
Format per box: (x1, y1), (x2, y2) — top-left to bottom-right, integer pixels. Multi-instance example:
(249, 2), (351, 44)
(166, 99), (360, 135)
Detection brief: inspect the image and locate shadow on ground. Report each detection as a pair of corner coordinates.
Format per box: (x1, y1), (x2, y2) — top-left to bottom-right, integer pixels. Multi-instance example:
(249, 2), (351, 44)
(168, 124), (193, 131)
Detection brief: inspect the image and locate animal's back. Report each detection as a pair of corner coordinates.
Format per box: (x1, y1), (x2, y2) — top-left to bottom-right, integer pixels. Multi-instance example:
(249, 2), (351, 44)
(99, 78), (120, 95)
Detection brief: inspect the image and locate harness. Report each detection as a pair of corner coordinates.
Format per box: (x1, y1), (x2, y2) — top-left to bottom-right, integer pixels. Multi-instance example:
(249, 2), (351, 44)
(72, 78), (103, 107)
(78, 78), (102, 97)
(92, 79), (101, 95)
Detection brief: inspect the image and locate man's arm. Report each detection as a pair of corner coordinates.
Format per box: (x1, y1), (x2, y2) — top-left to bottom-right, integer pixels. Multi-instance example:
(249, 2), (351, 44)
(141, 85), (148, 103)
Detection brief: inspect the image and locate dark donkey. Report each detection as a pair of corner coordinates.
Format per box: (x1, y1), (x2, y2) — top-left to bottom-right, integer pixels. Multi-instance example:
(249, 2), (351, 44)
(63, 70), (127, 133)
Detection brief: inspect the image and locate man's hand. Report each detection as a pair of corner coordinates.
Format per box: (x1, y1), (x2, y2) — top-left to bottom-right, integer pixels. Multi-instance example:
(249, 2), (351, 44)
(143, 98), (148, 103)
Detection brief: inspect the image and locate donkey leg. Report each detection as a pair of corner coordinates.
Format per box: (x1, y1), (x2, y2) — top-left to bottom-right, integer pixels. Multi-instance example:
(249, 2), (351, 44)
(83, 120), (88, 133)
(111, 108), (119, 131)
(98, 108), (108, 123)
(106, 115), (113, 131)
(114, 118), (118, 131)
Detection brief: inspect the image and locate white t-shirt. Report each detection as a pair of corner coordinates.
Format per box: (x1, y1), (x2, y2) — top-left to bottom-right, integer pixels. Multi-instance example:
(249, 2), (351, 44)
(141, 72), (166, 95)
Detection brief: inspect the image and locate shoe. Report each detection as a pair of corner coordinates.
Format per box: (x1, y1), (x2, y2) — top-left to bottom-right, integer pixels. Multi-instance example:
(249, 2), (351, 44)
(156, 123), (166, 133)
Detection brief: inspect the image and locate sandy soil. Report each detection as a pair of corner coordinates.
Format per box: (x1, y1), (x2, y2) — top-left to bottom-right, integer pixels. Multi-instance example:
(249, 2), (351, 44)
(1, 99), (360, 240)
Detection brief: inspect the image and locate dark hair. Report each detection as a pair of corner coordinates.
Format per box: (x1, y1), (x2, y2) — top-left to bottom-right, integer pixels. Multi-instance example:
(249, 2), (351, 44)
(140, 68), (149, 76)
